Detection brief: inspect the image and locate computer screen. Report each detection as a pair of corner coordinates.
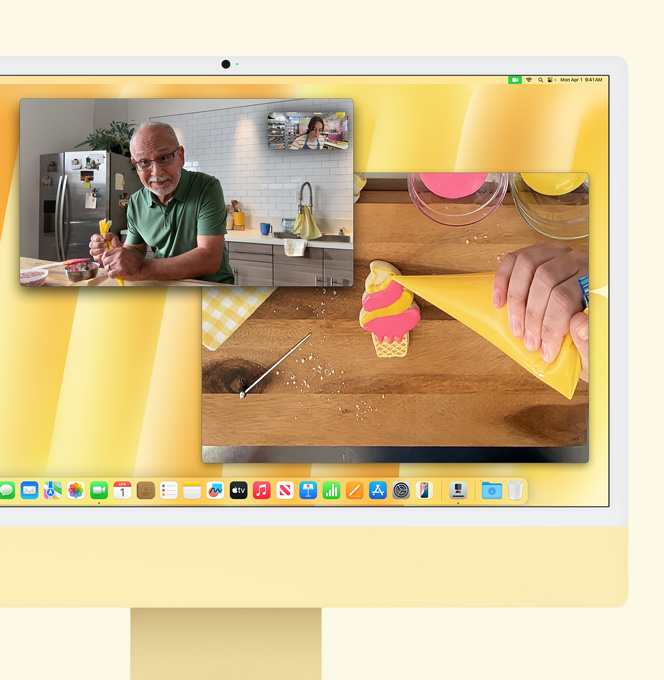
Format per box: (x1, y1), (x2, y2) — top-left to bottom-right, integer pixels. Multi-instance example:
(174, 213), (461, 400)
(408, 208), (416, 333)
(1, 58), (624, 520)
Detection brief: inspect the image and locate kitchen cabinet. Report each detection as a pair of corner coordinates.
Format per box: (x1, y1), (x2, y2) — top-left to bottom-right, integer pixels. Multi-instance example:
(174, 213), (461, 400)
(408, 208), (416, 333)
(273, 247), (324, 286)
(323, 248), (353, 286)
(227, 242), (273, 286)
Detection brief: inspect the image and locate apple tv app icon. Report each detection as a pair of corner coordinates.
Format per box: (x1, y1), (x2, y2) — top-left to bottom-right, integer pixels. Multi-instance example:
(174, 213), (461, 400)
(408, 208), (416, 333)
(229, 481), (248, 500)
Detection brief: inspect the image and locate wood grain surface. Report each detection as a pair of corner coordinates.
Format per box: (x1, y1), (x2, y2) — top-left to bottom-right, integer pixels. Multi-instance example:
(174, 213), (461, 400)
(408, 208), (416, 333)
(202, 193), (589, 447)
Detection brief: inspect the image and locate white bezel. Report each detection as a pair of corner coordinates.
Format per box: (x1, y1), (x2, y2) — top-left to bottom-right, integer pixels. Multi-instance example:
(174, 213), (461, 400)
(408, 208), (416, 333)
(0, 56), (627, 528)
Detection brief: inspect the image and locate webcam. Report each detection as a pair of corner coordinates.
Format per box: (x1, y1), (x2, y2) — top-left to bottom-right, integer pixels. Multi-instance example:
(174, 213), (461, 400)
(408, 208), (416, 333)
(221, 60), (231, 69)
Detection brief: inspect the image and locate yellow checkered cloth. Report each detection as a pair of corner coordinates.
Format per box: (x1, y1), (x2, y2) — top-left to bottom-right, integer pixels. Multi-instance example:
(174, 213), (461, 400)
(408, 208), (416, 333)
(202, 286), (275, 350)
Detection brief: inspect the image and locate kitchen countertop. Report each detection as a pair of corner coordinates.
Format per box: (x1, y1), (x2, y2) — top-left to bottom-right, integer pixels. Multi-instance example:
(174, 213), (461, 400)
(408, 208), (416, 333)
(20, 258), (223, 287)
(225, 228), (353, 250)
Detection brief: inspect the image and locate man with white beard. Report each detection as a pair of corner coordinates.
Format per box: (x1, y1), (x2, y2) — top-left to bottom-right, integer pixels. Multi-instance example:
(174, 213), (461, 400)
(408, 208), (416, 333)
(89, 122), (234, 284)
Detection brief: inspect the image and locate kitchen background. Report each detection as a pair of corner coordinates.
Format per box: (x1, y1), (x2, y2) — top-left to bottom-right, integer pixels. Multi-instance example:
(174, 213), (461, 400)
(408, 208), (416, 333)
(20, 98), (353, 260)
(20, 99), (353, 285)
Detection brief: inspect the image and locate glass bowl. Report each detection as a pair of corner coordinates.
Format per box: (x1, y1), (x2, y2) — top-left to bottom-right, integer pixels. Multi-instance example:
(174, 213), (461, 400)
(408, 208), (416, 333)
(408, 172), (508, 226)
(510, 172), (589, 240)
(20, 269), (48, 286)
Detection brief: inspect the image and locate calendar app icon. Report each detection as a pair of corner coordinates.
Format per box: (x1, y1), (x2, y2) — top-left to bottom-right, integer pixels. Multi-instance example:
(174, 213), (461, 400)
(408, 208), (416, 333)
(113, 481), (132, 500)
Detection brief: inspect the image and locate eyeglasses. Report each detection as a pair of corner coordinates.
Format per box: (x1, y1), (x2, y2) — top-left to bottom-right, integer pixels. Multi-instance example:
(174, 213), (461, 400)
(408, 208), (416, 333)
(132, 147), (181, 171)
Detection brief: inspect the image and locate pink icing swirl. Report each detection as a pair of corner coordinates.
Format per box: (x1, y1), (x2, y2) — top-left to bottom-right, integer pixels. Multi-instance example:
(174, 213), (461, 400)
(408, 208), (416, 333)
(362, 279), (404, 311)
(364, 307), (421, 343)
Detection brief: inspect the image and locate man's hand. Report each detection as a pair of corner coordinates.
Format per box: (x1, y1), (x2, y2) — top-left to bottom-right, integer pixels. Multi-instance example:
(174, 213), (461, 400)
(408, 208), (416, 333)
(101, 244), (144, 281)
(492, 243), (589, 380)
(570, 312), (589, 382)
(89, 232), (121, 263)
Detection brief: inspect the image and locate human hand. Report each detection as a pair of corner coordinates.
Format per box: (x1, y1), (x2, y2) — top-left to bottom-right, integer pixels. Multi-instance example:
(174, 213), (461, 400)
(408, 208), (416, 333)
(89, 232), (121, 263)
(492, 243), (589, 376)
(570, 312), (589, 382)
(101, 244), (143, 281)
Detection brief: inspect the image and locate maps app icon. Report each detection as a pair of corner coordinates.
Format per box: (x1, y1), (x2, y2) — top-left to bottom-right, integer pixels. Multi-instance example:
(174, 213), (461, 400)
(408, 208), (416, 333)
(44, 481), (62, 500)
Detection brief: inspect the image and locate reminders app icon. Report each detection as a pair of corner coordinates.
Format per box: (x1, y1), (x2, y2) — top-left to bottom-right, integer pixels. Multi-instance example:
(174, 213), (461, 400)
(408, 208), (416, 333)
(160, 482), (178, 500)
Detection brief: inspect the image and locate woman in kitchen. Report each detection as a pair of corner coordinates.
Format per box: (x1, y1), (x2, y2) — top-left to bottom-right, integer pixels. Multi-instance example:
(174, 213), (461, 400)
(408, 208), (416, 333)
(289, 116), (326, 150)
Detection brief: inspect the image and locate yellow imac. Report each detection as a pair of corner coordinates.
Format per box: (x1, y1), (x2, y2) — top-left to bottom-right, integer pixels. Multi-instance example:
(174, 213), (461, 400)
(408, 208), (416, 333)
(1, 58), (626, 624)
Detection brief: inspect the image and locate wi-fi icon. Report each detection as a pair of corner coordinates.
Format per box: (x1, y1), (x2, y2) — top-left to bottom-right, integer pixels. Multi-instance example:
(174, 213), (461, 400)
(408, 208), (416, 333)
(526, 77), (533, 82)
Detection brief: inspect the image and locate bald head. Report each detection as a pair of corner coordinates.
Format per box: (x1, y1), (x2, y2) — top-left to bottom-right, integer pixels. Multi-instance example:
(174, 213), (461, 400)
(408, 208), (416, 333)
(130, 122), (180, 156)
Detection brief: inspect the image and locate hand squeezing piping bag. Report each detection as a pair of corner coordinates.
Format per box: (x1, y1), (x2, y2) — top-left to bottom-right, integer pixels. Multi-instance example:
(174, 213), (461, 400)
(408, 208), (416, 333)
(393, 273), (582, 399)
(99, 219), (124, 286)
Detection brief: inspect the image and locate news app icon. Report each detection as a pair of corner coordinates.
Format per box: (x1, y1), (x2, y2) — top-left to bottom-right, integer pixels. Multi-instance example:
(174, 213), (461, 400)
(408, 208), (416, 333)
(20, 482), (39, 499)
(113, 481), (132, 500)
(416, 481), (433, 500)
(67, 482), (85, 500)
(299, 481), (317, 500)
(276, 481), (294, 500)
(229, 482), (248, 500)
(43, 481), (62, 500)
(253, 481), (271, 499)
(482, 482), (502, 500)
(206, 481), (224, 499)
(160, 482), (178, 500)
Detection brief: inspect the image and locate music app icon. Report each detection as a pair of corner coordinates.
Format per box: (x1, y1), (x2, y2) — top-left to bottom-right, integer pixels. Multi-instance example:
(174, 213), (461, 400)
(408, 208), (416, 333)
(253, 481), (271, 499)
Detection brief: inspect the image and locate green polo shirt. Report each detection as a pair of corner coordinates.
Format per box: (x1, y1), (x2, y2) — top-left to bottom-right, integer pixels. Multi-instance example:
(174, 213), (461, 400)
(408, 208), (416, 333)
(125, 168), (233, 284)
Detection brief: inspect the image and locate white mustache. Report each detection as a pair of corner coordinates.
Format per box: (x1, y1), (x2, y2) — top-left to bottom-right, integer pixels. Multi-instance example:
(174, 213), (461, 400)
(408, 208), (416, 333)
(150, 176), (171, 183)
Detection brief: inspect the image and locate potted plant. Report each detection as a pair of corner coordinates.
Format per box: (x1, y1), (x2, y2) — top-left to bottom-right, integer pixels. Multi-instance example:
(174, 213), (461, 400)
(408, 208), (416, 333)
(75, 121), (136, 156)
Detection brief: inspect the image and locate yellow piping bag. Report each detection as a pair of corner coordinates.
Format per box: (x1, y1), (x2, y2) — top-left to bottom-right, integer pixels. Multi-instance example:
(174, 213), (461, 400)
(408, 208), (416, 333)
(99, 219), (124, 286)
(393, 273), (582, 399)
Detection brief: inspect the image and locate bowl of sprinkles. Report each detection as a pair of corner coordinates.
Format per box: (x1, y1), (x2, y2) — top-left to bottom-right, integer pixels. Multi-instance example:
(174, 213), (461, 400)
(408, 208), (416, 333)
(65, 261), (100, 283)
(20, 269), (49, 286)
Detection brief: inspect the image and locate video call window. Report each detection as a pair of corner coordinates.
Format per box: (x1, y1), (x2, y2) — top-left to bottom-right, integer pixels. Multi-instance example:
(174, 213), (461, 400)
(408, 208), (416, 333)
(19, 98), (354, 288)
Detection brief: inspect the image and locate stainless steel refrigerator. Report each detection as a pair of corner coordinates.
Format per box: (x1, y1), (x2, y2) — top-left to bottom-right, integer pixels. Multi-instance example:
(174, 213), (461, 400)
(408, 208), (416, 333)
(38, 151), (142, 261)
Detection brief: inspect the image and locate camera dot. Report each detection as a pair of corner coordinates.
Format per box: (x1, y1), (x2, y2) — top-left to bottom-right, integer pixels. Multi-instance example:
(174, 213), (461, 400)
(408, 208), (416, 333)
(221, 60), (231, 69)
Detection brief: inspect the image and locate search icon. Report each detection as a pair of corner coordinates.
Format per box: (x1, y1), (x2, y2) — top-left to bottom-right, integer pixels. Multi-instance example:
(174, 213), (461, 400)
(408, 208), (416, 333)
(538, 77), (544, 83)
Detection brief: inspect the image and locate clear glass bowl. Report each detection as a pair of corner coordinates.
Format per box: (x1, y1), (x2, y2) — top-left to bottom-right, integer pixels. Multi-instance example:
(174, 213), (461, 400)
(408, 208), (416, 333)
(510, 173), (589, 240)
(408, 172), (508, 226)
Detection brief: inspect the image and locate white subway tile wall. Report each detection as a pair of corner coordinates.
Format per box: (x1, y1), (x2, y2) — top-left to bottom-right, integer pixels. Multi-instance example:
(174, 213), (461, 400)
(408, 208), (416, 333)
(153, 99), (353, 222)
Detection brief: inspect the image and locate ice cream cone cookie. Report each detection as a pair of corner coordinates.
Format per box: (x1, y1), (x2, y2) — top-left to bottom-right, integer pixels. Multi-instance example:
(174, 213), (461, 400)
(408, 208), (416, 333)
(359, 261), (421, 358)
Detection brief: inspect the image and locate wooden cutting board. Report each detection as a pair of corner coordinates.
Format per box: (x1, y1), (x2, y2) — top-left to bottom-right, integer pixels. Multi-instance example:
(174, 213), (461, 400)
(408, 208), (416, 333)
(202, 193), (589, 448)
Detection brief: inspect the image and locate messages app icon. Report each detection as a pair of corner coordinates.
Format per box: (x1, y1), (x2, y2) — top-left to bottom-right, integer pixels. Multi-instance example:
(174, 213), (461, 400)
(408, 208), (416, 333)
(0, 482), (16, 499)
